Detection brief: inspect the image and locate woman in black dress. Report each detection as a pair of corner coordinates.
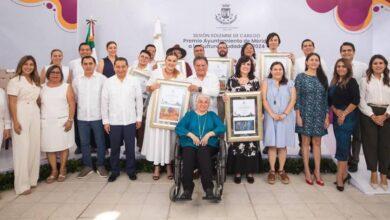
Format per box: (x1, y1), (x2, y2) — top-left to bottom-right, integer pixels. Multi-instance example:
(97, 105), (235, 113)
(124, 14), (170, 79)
(226, 56), (261, 184)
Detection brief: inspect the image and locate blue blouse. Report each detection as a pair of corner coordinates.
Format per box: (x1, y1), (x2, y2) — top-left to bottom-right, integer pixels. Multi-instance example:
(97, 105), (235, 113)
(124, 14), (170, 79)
(175, 111), (226, 148)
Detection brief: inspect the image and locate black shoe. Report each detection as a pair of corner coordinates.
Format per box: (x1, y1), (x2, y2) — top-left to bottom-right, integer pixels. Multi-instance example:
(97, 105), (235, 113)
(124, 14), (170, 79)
(202, 188), (216, 200)
(246, 175), (254, 184)
(348, 164), (358, 173)
(128, 173), (137, 181)
(336, 185), (344, 192)
(177, 190), (192, 201)
(262, 147), (269, 155)
(333, 174), (352, 185)
(108, 174), (118, 182)
(74, 147), (82, 155)
(234, 176), (241, 184)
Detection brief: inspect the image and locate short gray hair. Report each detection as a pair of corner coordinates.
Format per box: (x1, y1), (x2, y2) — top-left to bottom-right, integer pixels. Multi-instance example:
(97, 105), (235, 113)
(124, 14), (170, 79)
(195, 94), (211, 103)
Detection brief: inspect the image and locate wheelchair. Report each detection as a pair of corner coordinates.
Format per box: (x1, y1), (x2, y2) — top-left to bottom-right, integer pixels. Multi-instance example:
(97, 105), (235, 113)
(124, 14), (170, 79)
(169, 135), (227, 202)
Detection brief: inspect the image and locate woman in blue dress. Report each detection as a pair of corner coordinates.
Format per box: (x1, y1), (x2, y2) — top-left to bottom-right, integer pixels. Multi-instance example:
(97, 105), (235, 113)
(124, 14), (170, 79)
(262, 62), (296, 185)
(295, 53), (329, 186)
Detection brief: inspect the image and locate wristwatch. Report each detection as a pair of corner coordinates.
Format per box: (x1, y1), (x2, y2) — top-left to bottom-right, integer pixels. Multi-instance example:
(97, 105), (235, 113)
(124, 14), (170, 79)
(198, 87), (202, 93)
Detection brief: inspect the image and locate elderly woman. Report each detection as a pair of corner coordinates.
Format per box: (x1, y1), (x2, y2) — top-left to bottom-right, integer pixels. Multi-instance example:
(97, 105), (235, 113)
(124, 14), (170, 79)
(40, 65), (75, 183)
(175, 94), (226, 200)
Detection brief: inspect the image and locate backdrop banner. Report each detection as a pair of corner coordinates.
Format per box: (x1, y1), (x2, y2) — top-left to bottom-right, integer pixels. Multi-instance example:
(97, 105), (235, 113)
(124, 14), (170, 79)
(2, 0), (389, 69)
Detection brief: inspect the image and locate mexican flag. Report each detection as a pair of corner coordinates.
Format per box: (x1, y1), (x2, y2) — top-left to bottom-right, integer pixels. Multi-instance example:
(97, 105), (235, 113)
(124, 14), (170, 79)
(86, 19), (97, 59)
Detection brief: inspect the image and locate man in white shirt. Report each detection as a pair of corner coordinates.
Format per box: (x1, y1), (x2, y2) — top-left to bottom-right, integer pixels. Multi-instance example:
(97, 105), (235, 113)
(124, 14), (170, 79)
(69, 43), (93, 154)
(72, 56), (108, 178)
(69, 43), (93, 81)
(101, 57), (143, 182)
(340, 42), (368, 172)
(295, 39), (330, 80)
(340, 42), (368, 84)
(187, 57), (220, 114)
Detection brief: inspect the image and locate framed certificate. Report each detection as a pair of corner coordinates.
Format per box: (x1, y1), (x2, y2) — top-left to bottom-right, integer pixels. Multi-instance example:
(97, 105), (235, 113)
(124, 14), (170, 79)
(150, 79), (191, 130)
(156, 59), (187, 76)
(224, 91), (262, 142)
(207, 58), (234, 91)
(257, 52), (293, 80)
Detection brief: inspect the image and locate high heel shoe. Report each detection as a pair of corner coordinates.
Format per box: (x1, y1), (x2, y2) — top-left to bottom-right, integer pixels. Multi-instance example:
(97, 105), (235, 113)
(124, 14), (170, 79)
(336, 185), (344, 192)
(333, 174), (351, 185)
(305, 175), (313, 185)
(314, 174), (324, 186)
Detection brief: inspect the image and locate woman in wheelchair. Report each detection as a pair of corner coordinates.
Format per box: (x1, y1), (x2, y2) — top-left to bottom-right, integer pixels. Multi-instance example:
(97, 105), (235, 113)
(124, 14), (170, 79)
(175, 94), (226, 200)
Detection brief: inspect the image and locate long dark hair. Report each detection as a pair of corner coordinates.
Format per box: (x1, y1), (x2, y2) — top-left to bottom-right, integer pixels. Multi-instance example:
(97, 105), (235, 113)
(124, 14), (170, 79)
(366, 54), (389, 86)
(305, 53), (328, 90)
(330, 58), (353, 88)
(240, 43), (256, 59)
(235, 56), (255, 80)
(267, 62), (288, 85)
(14, 55), (41, 86)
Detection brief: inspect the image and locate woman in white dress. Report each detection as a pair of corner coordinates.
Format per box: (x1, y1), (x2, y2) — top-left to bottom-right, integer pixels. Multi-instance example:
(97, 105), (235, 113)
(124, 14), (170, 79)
(142, 52), (185, 180)
(40, 65), (75, 183)
(40, 49), (72, 83)
(0, 88), (11, 148)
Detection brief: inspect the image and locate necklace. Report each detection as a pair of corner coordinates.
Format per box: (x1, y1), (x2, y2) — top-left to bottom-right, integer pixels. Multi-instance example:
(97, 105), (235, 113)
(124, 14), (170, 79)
(197, 114), (207, 139)
(272, 80), (280, 105)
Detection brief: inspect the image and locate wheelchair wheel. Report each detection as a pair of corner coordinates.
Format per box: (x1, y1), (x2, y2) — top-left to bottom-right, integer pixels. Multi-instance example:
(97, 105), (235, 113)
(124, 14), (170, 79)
(170, 140), (183, 202)
(214, 138), (227, 201)
(169, 185), (181, 202)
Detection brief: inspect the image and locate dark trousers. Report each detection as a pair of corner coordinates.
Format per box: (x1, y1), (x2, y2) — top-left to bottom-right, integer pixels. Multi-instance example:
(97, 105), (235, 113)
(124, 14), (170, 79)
(78, 120), (106, 168)
(74, 110), (80, 148)
(360, 107), (390, 174)
(349, 110), (362, 165)
(136, 116), (146, 150)
(74, 108), (97, 150)
(182, 146), (218, 192)
(109, 123), (136, 176)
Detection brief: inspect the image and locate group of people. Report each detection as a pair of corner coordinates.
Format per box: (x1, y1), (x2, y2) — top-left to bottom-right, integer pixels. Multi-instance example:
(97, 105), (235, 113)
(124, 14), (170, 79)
(0, 32), (389, 200)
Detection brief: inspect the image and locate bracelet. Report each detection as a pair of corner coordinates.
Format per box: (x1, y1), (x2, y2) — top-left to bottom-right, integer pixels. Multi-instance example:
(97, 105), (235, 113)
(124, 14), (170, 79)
(67, 119), (74, 122)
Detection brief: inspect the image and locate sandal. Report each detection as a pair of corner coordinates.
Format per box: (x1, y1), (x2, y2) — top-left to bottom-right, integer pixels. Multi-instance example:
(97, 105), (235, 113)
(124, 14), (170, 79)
(46, 171), (58, 184)
(153, 166), (160, 181)
(167, 174), (174, 180)
(57, 169), (67, 182)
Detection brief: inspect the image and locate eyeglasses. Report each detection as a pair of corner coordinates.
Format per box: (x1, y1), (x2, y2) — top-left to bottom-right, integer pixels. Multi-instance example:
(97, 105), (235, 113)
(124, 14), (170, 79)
(50, 71), (61, 74)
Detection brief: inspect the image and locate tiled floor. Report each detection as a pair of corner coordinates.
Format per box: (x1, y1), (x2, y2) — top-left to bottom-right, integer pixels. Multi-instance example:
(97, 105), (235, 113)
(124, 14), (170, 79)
(0, 172), (389, 220)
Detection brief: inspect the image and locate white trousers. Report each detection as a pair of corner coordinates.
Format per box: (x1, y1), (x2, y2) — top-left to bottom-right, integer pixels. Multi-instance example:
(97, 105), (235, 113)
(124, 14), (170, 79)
(12, 103), (40, 194)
